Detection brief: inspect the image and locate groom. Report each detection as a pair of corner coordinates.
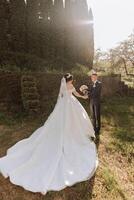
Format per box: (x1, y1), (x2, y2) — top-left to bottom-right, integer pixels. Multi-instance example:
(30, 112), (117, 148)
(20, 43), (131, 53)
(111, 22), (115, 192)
(87, 71), (102, 135)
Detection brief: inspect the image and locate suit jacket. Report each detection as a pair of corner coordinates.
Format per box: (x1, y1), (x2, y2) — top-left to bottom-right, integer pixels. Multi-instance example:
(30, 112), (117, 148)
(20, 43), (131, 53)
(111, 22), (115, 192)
(88, 80), (102, 103)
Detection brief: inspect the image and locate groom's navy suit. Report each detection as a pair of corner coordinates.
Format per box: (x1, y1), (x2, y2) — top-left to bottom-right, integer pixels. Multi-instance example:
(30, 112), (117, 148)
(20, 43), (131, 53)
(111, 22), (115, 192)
(88, 80), (102, 134)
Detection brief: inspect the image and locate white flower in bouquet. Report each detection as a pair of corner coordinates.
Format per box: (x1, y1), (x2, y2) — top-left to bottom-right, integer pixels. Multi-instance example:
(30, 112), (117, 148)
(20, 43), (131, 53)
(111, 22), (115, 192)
(80, 85), (88, 95)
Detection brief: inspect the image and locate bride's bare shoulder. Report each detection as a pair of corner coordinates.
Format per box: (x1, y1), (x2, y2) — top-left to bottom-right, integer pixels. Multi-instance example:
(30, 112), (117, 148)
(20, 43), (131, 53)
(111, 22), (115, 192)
(66, 83), (74, 90)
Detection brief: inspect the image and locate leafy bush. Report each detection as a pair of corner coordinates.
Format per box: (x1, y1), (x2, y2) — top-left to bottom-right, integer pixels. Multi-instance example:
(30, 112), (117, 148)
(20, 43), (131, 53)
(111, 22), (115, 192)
(0, 51), (76, 72)
(0, 51), (49, 71)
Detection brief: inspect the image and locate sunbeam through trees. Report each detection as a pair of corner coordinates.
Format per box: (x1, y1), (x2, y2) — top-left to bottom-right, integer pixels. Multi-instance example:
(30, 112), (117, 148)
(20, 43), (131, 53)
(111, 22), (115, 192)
(0, 0), (94, 69)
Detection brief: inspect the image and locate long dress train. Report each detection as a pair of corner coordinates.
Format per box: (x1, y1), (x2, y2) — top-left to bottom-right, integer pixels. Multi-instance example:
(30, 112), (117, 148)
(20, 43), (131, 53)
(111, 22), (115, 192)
(0, 78), (98, 194)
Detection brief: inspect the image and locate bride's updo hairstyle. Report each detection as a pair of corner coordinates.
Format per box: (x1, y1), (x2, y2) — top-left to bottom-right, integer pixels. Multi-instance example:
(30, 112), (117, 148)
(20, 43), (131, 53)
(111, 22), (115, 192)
(64, 73), (73, 83)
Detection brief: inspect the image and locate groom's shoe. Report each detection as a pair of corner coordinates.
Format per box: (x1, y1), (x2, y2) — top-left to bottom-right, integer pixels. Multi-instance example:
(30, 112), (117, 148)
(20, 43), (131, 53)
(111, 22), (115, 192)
(95, 127), (100, 135)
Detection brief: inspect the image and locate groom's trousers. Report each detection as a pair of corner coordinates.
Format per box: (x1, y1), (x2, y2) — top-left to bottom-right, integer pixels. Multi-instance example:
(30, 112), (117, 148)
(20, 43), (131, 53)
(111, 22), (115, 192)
(90, 99), (101, 134)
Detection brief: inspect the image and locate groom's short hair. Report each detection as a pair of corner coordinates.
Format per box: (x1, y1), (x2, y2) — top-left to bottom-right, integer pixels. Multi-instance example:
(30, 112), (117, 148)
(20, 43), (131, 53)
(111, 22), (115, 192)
(92, 71), (97, 76)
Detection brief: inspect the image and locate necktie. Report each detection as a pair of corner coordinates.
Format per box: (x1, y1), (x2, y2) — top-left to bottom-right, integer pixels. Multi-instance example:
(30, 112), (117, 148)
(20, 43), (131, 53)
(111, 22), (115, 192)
(93, 82), (96, 88)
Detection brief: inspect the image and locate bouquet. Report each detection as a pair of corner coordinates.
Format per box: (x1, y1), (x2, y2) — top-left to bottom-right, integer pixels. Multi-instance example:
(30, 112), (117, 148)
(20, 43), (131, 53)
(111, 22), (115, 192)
(79, 85), (88, 96)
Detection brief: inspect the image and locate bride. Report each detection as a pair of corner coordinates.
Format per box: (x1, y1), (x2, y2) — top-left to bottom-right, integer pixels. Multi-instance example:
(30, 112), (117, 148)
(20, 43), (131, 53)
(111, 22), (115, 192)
(0, 73), (98, 195)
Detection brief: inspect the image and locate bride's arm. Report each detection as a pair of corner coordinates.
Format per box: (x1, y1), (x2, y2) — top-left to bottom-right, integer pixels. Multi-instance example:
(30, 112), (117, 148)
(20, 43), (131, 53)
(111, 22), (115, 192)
(73, 89), (87, 99)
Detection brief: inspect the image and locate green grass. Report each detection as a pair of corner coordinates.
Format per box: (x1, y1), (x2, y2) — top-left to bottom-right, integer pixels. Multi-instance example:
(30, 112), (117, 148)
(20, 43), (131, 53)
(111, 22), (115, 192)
(102, 167), (117, 191)
(0, 97), (134, 200)
(102, 97), (134, 158)
(101, 167), (127, 200)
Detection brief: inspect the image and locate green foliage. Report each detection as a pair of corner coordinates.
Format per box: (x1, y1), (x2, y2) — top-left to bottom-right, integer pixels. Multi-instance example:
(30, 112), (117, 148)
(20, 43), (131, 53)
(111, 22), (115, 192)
(0, 51), (78, 72)
(94, 33), (134, 78)
(0, 112), (13, 126)
(102, 168), (117, 192)
(101, 167), (127, 200)
(0, 112), (27, 126)
(71, 63), (89, 74)
(0, 51), (49, 71)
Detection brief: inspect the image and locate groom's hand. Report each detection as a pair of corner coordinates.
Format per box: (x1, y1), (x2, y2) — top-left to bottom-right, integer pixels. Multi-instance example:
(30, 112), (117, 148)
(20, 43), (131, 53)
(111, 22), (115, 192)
(82, 95), (88, 99)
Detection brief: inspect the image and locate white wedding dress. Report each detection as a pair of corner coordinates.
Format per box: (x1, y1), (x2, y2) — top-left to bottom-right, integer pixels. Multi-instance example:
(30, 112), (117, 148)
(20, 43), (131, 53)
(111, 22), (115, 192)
(0, 78), (98, 194)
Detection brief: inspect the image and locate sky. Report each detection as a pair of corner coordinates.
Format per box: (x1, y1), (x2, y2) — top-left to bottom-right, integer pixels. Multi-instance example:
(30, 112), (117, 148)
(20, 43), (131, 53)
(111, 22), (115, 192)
(87, 0), (134, 51)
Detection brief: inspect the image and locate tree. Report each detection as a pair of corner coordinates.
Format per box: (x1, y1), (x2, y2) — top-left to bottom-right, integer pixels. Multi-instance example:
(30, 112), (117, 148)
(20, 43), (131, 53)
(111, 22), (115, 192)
(53, 0), (65, 64)
(40, 0), (56, 61)
(26, 0), (40, 55)
(0, 0), (8, 51)
(65, 0), (77, 62)
(108, 33), (134, 75)
(9, 0), (26, 52)
(88, 8), (94, 67)
(0, 0), (94, 70)
(65, 0), (94, 68)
